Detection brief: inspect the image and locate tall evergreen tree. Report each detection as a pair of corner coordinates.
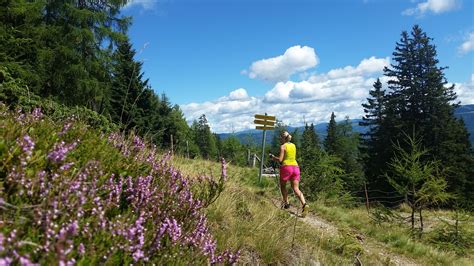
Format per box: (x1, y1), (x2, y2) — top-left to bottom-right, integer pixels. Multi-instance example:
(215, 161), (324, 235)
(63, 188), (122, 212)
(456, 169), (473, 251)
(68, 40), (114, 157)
(366, 25), (474, 205)
(300, 123), (321, 168)
(221, 135), (246, 165)
(192, 114), (218, 160)
(335, 117), (364, 190)
(360, 78), (391, 191)
(0, 0), (129, 110)
(324, 112), (338, 155)
(0, 0), (44, 91)
(360, 78), (385, 134)
(109, 38), (148, 130)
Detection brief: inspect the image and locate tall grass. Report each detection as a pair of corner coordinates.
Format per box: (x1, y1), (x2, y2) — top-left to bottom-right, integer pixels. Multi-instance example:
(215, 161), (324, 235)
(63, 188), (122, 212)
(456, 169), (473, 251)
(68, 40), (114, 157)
(173, 157), (410, 265)
(311, 203), (474, 265)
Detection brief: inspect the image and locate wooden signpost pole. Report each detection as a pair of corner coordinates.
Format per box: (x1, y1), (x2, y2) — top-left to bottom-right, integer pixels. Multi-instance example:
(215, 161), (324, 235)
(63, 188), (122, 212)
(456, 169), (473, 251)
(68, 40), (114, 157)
(253, 113), (276, 183)
(259, 126), (267, 183)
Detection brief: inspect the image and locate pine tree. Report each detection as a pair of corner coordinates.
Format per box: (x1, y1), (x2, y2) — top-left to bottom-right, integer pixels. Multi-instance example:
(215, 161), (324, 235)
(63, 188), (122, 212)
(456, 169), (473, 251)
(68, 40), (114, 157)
(324, 112), (338, 155)
(378, 25), (473, 206)
(221, 135), (245, 165)
(43, 1), (129, 110)
(109, 39), (148, 130)
(300, 123), (321, 168)
(360, 78), (391, 192)
(0, 1), (129, 111)
(193, 114), (218, 160)
(360, 78), (385, 134)
(335, 117), (364, 191)
(0, 0), (44, 92)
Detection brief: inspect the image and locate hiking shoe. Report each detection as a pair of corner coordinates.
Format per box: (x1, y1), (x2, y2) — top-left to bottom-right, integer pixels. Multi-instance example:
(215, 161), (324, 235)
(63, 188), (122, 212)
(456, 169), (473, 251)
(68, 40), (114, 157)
(302, 203), (309, 218)
(282, 203), (290, 209)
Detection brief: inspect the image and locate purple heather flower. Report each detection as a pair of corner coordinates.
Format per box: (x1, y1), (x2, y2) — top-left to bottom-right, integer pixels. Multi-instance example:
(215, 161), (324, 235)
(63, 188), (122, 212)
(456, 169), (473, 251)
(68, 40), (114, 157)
(15, 108), (25, 124)
(132, 250), (145, 262)
(78, 243), (85, 255)
(47, 140), (78, 163)
(59, 122), (72, 136)
(133, 136), (145, 150)
(160, 218), (182, 243)
(0, 257), (13, 265)
(19, 135), (35, 159)
(19, 256), (39, 266)
(31, 108), (43, 121)
(0, 233), (4, 252)
(59, 162), (74, 172)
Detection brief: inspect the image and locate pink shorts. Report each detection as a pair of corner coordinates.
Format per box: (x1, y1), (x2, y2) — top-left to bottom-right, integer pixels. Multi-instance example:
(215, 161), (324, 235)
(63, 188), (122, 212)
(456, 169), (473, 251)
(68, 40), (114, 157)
(280, 165), (300, 182)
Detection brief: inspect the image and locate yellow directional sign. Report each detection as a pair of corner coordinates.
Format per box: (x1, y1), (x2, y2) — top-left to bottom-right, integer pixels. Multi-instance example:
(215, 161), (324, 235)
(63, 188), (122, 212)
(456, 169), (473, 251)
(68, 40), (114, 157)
(256, 125), (275, 130)
(254, 114), (276, 121)
(254, 119), (275, 126)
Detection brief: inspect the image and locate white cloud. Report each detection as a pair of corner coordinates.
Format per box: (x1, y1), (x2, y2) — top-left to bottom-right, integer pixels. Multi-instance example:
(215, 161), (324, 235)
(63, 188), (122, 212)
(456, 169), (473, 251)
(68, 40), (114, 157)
(245, 45), (319, 83)
(402, 0), (461, 16)
(458, 32), (474, 54)
(263, 56), (389, 103)
(182, 57), (471, 134)
(228, 88), (249, 100)
(453, 74), (474, 104)
(182, 56), (389, 133)
(325, 56), (390, 79)
(181, 89), (260, 133)
(124, 0), (158, 10)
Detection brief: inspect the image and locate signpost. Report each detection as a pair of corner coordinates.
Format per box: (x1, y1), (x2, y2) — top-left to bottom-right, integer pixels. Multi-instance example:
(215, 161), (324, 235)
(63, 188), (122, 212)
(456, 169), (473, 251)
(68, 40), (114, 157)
(254, 113), (276, 183)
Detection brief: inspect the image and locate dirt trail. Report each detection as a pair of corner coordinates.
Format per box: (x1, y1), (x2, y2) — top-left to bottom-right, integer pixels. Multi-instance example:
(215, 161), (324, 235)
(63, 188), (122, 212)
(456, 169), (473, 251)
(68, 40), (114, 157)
(270, 198), (419, 266)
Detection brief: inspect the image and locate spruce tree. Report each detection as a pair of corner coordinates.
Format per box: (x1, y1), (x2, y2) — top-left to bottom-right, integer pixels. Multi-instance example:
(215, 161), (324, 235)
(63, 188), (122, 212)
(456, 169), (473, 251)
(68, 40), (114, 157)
(360, 78), (391, 192)
(300, 123), (321, 168)
(324, 112), (338, 155)
(109, 39), (148, 130)
(42, 1), (129, 110)
(193, 114), (218, 160)
(0, 1), (129, 110)
(335, 117), (364, 190)
(378, 25), (473, 205)
(360, 78), (385, 134)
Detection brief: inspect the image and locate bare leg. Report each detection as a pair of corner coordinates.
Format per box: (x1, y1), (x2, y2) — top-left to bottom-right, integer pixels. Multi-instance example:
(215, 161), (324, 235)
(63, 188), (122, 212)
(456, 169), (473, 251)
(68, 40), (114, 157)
(280, 179), (288, 204)
(290, 180), (306, 207)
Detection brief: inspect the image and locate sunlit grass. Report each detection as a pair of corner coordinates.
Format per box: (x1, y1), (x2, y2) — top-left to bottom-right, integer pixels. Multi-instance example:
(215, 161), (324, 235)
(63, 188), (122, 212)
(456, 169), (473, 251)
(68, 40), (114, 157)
(311, 202), (474, 265)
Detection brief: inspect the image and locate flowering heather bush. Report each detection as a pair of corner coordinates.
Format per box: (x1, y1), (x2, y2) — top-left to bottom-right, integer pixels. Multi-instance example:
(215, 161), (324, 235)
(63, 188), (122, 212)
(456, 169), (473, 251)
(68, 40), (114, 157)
(0, 104), (239, 265)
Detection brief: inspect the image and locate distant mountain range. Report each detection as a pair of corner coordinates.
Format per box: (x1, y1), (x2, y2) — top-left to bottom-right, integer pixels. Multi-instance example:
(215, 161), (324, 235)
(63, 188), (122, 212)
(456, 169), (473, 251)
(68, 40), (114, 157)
(219, 104), (474, 147)
(455, 104), (474, 144)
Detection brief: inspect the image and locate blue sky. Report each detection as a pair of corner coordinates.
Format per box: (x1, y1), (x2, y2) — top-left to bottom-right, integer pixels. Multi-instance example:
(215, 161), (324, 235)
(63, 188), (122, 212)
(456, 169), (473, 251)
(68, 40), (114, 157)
(123, 0), (473, 133)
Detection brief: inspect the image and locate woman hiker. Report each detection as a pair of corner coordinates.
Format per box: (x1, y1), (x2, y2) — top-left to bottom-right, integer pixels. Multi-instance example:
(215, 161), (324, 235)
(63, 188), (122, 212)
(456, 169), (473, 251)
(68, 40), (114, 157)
(270, 131), (308, 217)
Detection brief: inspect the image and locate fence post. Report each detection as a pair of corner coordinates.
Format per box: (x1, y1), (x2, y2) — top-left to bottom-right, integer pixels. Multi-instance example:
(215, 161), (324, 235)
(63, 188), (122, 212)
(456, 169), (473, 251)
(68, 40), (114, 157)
(170, 134), (174, 156)
(364, 182), (370, 214)
(186, 140), (189, 158)
(247, 149), (251, 166)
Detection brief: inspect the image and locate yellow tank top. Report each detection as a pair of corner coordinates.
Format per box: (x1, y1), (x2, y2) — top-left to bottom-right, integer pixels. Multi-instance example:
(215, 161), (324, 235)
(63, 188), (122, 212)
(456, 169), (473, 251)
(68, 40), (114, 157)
(282, 142), (298, 166)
